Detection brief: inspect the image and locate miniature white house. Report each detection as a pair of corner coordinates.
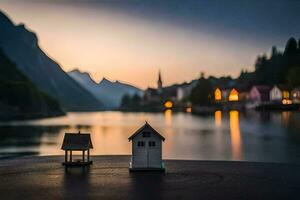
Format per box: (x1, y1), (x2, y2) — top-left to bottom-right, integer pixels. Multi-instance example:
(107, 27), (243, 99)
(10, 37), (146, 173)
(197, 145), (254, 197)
(128, 122), (165, 171)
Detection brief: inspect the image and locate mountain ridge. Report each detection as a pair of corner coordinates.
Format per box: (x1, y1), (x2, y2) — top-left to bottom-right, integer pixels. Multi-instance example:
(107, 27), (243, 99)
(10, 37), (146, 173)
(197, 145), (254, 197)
(0, 10), (103, 111)
(0, 48), (64, 120)
(69, 69), (143, 109)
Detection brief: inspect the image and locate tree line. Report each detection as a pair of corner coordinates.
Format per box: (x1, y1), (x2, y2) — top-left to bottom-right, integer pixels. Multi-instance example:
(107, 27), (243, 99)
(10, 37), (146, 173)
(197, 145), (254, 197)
(119, 37), (300, 107)
(190, 37), (300, 106)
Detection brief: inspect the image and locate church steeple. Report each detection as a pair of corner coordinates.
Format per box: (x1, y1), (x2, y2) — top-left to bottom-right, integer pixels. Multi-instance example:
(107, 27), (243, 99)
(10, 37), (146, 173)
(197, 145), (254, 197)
(157, 70), (162, 92)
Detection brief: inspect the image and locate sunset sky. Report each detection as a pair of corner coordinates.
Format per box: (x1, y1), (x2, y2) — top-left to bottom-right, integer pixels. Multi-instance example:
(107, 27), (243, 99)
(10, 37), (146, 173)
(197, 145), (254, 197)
(1, 0), (300, 88)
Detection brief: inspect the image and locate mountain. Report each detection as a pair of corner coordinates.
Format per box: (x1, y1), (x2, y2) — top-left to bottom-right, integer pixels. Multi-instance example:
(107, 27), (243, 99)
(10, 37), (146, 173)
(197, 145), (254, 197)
(0, 48), (64, 120)
(0, 11), (102, 111)
(69, 69), (143, 109)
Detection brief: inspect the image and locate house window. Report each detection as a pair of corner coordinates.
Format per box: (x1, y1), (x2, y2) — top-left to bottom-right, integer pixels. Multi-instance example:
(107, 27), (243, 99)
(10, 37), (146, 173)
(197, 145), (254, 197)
(149, 141), (156, 147)
(137, 141), (145, 147)
(283, 91), (289, 99)
(142, 131), (151, 137)
(229, 88), (238, 101)
(214, 88), (222, 101)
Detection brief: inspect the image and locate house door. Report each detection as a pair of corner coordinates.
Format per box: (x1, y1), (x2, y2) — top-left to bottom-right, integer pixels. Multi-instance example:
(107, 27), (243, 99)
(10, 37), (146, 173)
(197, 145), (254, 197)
(147, 142), (160, 168)
(133, 141), (148, 168)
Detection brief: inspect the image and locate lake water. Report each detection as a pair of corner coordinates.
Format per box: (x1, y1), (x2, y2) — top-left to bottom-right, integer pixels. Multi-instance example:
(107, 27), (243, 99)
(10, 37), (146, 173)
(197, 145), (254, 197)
(0, 110), (300, 163)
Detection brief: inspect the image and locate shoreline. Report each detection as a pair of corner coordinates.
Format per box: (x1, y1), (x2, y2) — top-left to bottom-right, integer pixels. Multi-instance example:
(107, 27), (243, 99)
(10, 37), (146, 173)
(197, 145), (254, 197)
(2, 154), (300, 165)
(0, 109), (299, 123)
(0, 155), (300, 199)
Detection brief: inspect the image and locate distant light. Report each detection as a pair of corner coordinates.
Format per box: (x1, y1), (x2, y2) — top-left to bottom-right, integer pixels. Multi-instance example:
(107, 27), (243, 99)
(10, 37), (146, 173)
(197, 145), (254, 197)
(283, 91), (290, 99)
(282, 99), (286, 104)
(282, 99), (292, 105)
(229, 88), (239, 101)
(186, 107), (192, 113)
(164, 101), (173, 109)
(214, 88), (222, 101)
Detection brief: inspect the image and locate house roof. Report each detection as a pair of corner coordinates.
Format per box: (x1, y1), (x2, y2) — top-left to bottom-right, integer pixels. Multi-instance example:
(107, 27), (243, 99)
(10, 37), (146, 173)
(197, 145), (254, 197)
(128, 122), (165, 141)
(61, 132), (93, 150)
(274, 84), (292, 91)
(145, 88), (159, 96)
(252, 85), (271, 93)
(292, 87), (300, 91)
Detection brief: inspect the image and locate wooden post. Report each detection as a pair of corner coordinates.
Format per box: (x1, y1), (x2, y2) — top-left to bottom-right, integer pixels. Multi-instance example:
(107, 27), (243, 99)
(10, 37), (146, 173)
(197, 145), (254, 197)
(87, 149), (90, 162)
(70, 150), (72, 162)
(65, 150), (67, 163)
(82, 150), (85, 163)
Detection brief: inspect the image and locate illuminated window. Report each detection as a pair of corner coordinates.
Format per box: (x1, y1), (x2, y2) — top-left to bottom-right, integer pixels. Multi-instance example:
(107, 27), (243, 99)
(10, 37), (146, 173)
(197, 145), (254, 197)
(229, 88), (239, 101)
(282, 99), (292, 105)
(186, 107), (192, 113)
(214, 88), (222, 101)
(283, 91), (289, 99)
(164, 101), (173, 108)
(293, 92), (297, 98)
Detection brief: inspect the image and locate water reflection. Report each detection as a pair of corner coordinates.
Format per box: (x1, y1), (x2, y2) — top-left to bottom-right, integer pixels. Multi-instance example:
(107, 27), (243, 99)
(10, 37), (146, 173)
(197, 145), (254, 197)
(91, 125), (131, 155)
(229, 110), (242, 160)
(0, 125), (67, 158)
(0, 111), (300, 163)
(164, 109), (173, 126)
(130, 173), (163, 199)
(62, 167), (91, 198)
(281, 111), (291, 127)
(214, 110), (222, 128)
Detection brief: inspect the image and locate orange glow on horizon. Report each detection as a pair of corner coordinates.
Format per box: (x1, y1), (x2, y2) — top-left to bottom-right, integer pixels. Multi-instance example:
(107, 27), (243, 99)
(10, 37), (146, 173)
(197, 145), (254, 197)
(0, 2), (256, 89)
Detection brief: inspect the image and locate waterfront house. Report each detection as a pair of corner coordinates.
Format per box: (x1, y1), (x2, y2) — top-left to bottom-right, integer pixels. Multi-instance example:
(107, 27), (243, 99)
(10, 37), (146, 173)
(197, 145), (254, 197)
(228, 88), (239, 101)
(61, 131), (93, 166)
(143, 71), (164, 104)
(270, 85), (290, 102)
(177, 85), (192, 101)
(144, 87), (161, 103)
(214, 87), (222, 101)
(143, 71), (176, 107)
(291, 87), (300, 103)
(214, 85), (249, 103)
(213, 87), (238, 102)
(216, 86), (240, 102)
(221, 88), (230, 101)
(248, 85), (271, 103)
(128, 122), (165, 171)
(236, 85), (250, 102)
(177, 81), (197, 101)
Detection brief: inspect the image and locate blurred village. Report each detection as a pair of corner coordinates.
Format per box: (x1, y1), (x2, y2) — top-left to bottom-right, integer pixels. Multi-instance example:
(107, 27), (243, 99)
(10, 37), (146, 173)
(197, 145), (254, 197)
(120, 37), (300, 114)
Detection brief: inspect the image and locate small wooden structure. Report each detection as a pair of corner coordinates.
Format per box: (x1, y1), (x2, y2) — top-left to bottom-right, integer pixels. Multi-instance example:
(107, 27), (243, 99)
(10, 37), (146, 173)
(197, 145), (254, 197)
(61, 131), (93, 166)
(128, 122), (165, 171)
